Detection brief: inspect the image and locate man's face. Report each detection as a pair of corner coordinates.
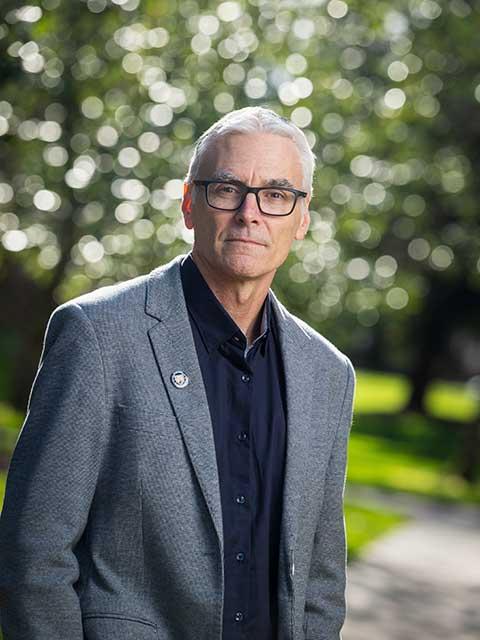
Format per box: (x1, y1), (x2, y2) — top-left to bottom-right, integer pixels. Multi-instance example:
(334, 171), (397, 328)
(181, 132), (311, 283)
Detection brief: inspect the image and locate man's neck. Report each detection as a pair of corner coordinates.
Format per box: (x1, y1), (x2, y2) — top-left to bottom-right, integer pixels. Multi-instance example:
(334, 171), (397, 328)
(190, 251), (273, 345)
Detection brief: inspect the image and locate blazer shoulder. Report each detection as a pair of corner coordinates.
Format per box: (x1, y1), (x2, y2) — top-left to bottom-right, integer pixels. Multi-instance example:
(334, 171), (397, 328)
(285, 308), (355, 378)
(53, 255), (184, 326)
(51, 271), (153, 333)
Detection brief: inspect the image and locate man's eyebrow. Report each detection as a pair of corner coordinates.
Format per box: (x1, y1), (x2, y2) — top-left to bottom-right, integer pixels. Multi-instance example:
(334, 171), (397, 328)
(210, 170), (243, 183)
(210, 170), (296, 189)
(263, 177), (296, 189)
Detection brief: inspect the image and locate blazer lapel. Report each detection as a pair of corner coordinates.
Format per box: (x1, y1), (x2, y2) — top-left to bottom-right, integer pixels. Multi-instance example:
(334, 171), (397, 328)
(145, 255), (224, 553)
(269, 291), (319, 560)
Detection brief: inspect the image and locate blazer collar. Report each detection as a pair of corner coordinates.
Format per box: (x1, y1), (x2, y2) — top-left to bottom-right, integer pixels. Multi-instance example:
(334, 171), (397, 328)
(145, 252), (311, 352)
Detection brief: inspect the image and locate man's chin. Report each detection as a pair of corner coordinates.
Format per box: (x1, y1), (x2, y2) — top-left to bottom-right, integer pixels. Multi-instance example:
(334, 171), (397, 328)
(219, 252), (268, 280)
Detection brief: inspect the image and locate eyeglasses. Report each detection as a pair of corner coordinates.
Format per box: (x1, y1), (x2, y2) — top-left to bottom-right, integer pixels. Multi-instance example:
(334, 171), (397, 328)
(193, 179), (308, 217)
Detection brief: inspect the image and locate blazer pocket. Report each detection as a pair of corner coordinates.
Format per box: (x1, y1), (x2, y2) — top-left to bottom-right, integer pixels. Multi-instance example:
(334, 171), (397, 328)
(83, 613), (158, 640)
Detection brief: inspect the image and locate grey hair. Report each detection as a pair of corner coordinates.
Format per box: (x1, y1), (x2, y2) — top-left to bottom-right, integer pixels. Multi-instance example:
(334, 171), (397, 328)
(184, 106), (316, 194)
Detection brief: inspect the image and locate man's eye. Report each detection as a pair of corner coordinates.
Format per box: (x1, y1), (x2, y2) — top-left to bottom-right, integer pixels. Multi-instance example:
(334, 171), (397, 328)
(215, 183), (241, 194)
(265, 189), (287, 199)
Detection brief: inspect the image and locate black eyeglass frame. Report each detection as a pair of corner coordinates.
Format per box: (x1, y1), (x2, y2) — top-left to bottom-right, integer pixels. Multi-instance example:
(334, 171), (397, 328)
(193, 179), (308, 217)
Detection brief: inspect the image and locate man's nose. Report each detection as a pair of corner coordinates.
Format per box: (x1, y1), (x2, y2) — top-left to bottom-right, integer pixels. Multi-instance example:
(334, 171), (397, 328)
(235, 192), (261, 223)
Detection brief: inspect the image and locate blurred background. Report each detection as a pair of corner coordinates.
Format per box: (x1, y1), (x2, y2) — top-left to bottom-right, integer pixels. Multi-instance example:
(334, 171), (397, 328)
(0, 0), (479, 637)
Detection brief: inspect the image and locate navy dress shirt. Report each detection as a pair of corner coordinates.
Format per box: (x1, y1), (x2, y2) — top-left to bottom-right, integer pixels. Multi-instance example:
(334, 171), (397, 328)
(180, 253), (287, 640)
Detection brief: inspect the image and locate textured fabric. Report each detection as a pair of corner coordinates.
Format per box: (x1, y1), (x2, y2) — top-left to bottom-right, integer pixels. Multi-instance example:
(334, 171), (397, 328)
(180, 253), (287, 640)
(0, 253), (356, 640)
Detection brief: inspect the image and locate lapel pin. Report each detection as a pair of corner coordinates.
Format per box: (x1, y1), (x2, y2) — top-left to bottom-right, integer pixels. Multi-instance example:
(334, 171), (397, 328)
(171, 370), (189, 389)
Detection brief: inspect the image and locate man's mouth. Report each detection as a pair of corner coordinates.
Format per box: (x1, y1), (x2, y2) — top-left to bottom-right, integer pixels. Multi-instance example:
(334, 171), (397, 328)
(226, 238), (266, 246)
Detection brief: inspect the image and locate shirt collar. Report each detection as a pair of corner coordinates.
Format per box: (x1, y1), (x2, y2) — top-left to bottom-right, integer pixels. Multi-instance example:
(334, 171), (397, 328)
(180, 252), (270, 355)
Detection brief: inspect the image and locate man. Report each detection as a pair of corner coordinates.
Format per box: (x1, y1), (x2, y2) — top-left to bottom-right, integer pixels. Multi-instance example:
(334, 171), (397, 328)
(0, 106), (355, 640)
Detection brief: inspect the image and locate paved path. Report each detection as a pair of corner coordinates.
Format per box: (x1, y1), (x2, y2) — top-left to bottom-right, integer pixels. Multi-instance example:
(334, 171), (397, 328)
(342, 486), (480, 640)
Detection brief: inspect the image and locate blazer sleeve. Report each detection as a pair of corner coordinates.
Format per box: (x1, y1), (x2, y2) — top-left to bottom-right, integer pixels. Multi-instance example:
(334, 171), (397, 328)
(304, 355), (356, 640)
(0, 302), (107, 640)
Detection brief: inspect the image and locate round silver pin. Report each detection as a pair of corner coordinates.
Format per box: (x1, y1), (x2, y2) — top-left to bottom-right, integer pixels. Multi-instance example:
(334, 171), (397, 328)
(171, 370), (189, 389)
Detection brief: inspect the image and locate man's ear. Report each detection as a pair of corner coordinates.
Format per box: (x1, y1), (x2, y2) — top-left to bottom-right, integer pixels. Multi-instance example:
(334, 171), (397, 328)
(181, 182), (194, 229)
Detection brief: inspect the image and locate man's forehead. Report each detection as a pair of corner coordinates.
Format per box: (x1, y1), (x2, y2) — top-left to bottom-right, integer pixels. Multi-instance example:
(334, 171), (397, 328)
(198, 132), (304, 185)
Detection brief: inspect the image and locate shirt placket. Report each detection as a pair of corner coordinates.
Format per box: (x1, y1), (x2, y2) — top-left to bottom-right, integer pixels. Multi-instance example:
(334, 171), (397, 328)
(223, 335), (256, 638)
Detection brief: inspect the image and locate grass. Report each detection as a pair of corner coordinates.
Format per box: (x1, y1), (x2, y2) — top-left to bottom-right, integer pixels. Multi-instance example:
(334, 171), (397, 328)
(347, 407), (480, 504)
(0, 471), (5, 513)
(347, 431), (478, 502)
(355, 370), (479, 422)
(0, 402), (23, 431)
(354, 371), (411, 415)
(350, 370), (480, 503)
(425, 380), (479, 422)
(345, 502), (408, 562)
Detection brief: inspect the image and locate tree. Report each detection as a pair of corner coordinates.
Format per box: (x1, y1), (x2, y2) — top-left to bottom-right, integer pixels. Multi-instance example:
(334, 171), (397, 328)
(1, 0), (479, 417)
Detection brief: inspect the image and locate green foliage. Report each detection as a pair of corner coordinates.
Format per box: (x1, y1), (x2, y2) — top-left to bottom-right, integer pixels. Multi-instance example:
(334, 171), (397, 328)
(1, 0), (480, 594)
(1, 0), (479, 380)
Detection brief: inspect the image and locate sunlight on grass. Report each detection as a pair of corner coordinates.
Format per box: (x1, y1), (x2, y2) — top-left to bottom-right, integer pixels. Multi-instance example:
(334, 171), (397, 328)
(345, 502), (407, 561)
(0, 402), (23, 431)
(354, 370), (410, 414)
(0, 471), (6, 513)
(355, 370), (478, 422)
(347, 433), (480, 503)
(425, 381), (479, 422)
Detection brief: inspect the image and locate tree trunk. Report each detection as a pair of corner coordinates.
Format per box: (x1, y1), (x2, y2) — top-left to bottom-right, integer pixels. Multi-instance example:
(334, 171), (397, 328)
(459, 418), (480, 485)
(405, 277), (446, 413)
(0, 255), (56, 411)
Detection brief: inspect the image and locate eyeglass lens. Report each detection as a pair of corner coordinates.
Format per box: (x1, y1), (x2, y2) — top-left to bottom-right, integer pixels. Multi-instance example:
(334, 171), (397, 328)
(207, 182), (296, 215)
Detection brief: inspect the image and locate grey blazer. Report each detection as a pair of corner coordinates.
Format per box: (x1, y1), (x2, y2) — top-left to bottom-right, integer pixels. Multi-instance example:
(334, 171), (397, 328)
(0, 254), (355, 640)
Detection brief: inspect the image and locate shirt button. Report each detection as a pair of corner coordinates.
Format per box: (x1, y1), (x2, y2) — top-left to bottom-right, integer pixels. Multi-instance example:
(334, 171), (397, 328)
(235, 494), (246, 505)
(241, 374), (250, 383)
(234, 611), (244, 622)
(236, 551), (245, 562)
(237, 431), (248, 442)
